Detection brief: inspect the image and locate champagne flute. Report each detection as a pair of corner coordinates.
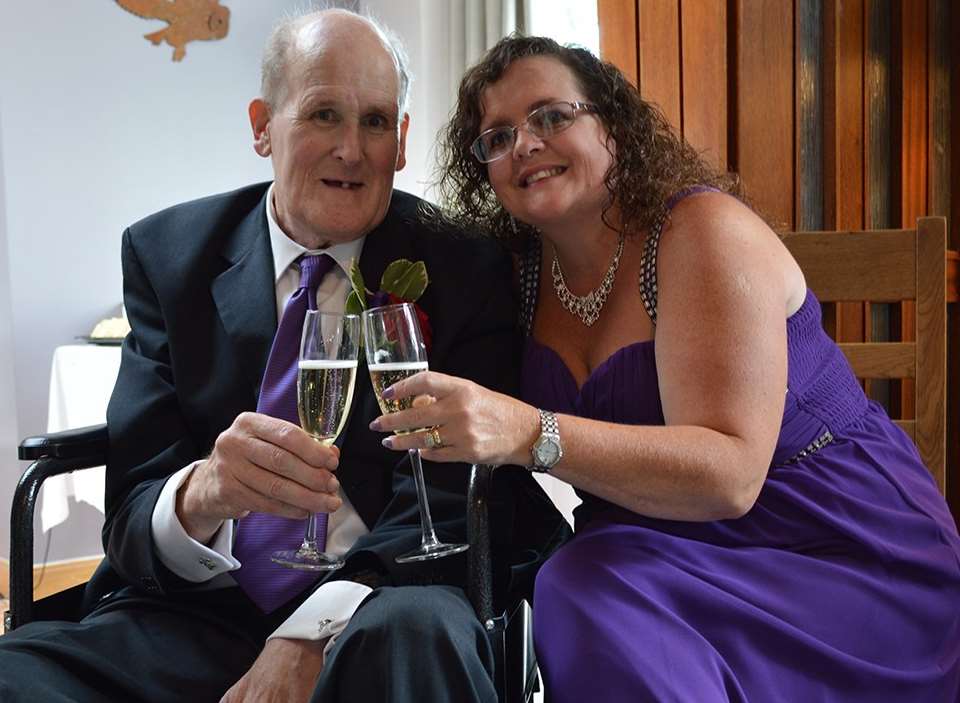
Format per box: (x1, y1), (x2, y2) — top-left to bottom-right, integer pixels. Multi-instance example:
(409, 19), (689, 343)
(271, 310), (360, 571)
(362, 303), (469, 563)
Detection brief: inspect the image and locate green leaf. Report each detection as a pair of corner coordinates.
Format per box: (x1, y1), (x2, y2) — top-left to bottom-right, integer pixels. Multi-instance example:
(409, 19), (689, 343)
(347, 258), (368, 312)
(380, 259), (429, 301)
(344, 290), (365, 316)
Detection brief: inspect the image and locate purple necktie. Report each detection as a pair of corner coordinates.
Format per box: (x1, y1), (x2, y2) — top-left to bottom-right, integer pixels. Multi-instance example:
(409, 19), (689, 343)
(232, 254), (337, 612)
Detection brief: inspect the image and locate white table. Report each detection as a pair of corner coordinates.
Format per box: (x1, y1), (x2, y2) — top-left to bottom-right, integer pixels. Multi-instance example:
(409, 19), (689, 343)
(39, 344), (121, 532)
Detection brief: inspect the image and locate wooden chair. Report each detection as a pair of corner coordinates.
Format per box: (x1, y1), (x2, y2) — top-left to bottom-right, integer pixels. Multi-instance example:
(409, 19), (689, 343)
(781, 216), (948, 493)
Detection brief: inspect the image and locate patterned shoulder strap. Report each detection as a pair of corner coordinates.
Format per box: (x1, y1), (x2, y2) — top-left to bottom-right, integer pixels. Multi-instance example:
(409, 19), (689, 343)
(638, 186), (723, 326)
(637, 209), (667, 326)
(518, 235), (541, 337)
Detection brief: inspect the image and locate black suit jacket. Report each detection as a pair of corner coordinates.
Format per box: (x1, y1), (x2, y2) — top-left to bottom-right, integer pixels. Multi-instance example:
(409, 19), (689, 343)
(100, 182), (568, 613)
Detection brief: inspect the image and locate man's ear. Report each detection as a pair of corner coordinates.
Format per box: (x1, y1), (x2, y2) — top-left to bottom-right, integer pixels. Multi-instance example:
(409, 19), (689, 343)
(395, 113), (410, 172)
(249, 99), (272, 157)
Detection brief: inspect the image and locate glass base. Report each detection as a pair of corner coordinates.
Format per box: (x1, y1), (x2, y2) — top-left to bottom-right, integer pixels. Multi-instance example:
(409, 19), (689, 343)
(271, 547), (344, 571)
(395, 541), (469, 564)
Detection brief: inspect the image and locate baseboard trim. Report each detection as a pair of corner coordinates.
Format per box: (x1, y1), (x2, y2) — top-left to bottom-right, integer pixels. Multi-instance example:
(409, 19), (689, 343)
(0, 555), (102, 600)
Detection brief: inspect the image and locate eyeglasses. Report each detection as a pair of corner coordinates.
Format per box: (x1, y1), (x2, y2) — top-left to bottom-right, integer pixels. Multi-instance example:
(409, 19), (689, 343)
(470, 101), (598, 164)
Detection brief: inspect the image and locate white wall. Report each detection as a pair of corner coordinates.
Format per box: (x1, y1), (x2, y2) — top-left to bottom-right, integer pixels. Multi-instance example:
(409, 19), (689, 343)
(0, 101), (21, 559)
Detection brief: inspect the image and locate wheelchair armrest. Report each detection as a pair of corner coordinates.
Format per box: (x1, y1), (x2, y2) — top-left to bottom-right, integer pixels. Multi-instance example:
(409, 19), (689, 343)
(19, 423), (109, 461)
(466, 463), (496, 627)
(7, 423), (109, 632)
(468, 466), (544, 702)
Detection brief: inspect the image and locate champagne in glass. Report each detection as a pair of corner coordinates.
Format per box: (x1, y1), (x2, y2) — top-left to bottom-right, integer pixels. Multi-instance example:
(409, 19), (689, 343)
(369, 361), (428, 431)
(299, 359), (358, 444)
(272, 311), (360, 571)
(362, 303), (469, 563)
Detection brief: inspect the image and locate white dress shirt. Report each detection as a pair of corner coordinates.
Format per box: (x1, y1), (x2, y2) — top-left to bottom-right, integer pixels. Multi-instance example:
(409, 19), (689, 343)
(151, 183), (373, 647)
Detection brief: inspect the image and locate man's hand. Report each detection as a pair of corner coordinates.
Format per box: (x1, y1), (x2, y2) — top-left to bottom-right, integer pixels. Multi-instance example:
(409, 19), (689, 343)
(220, 637), (328, 703)
(177, 412), (342, 543)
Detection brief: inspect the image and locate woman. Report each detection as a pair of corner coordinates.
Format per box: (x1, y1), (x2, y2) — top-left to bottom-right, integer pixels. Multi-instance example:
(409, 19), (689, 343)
(370, 36), (960, 701)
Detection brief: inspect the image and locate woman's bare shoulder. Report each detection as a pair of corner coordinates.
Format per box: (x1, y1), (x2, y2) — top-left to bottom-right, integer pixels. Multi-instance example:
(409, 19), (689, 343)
(658, 192), (806, 315)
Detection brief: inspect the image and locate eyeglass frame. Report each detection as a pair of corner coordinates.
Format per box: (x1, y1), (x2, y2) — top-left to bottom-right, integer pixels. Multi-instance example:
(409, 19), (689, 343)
(470, 100), (599, 164)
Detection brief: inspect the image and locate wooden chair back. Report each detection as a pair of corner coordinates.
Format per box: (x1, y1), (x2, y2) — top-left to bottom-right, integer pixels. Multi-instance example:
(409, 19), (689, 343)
(781, 216), (948, 494)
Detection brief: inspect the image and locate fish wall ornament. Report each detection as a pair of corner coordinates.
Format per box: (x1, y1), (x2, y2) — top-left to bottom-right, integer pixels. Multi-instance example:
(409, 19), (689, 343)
(115, 0), (230, 62)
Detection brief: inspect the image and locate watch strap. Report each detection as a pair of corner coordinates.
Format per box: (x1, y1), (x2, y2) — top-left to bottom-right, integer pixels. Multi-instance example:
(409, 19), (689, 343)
(539, 408), (559, 436)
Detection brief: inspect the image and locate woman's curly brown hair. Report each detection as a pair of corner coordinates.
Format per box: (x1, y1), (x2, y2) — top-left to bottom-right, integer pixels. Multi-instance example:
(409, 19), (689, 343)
(434, 34), (742, 248)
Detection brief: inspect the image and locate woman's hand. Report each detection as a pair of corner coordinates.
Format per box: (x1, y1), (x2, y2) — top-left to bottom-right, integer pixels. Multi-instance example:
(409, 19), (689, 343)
(368, 371), (540, 467)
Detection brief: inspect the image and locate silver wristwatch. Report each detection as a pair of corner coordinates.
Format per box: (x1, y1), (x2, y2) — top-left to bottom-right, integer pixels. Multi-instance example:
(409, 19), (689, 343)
(530, 409), (563, 473)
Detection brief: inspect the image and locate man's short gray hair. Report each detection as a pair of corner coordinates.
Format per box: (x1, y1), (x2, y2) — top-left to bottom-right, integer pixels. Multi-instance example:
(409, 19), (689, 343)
(260, 6), (412, 116)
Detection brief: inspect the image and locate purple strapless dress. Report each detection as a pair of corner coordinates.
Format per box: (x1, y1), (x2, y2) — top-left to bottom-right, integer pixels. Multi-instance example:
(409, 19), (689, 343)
(524, 290), (960, 701)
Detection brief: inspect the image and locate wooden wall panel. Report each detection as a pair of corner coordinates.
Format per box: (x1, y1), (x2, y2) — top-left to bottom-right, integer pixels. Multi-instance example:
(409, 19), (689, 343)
(896, 0), (929, 418)
(949, 0), (960, 514)
(733, 0), (794, 228)
(864, 0), (893, 230)
(680, 0), (728, 169)
(897, 1), (928, 229)
(953, 0), (960, 254)
(823, 0), (865, 232)
(823, 0), (867, 345)
(637, 0), (682, 130)
(796, 0), (824, 232)
(928, 0), (950, 219)
(864, 0), (894, 408)
(598, 0), (639, 86)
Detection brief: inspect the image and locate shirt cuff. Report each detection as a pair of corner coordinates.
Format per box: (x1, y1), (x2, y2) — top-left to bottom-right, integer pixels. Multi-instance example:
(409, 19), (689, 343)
(151, 462), (239, 582)
(268, 580), (373, 657)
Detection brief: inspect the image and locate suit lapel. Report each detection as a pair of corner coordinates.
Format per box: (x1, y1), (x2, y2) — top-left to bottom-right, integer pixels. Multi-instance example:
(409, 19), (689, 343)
(211, 191), (277, 405)
(357, 205), (417, 292)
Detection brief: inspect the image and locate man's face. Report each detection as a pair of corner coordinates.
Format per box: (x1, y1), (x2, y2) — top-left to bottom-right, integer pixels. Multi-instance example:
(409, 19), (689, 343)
(250, 23), (408, 248)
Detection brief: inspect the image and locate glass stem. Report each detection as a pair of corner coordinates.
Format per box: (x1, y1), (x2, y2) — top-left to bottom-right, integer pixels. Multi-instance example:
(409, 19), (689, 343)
(299, 513), (318, 555)
(409, 449), (440, 548)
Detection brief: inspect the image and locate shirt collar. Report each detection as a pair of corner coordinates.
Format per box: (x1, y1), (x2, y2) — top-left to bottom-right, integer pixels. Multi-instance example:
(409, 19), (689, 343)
(265, 182), (365, 284)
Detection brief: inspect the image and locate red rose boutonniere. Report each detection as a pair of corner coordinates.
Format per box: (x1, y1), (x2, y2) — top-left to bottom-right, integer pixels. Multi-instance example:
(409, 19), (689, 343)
(345, 258), (432, 352)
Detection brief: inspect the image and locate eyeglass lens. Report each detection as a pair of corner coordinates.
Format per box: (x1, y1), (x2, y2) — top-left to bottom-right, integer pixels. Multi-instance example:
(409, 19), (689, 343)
(474, 102), (578, 163)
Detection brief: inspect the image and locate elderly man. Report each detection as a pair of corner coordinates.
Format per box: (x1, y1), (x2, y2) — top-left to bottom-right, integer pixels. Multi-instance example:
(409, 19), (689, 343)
(0, 9), (566, 703)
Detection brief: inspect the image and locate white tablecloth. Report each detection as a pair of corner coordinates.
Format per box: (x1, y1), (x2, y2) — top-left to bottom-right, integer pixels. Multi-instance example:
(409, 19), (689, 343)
(40, 344), (121, 532)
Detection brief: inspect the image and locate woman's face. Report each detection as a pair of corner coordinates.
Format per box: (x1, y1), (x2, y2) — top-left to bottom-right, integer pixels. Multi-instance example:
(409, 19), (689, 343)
(478, 55), (614, 233)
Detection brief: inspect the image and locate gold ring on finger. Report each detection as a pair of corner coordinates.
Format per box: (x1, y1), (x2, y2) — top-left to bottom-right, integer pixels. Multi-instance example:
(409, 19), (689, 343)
(424, 427), (444, 449)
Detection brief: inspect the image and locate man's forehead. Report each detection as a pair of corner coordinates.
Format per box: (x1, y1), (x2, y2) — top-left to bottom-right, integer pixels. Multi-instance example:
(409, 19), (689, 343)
(297, 52), (397, 96)
(297, 80), (399, 113)
(289, 41), (399, 107)
(296, 17), (397, 74)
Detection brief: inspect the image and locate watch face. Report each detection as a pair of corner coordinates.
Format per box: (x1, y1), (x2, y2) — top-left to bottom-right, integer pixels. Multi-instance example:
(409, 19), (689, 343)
(535, 437), (561, 465)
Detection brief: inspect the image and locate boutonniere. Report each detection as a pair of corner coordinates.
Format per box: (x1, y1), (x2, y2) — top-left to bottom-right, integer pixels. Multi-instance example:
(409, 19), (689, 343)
(345, 258), (432, 351)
